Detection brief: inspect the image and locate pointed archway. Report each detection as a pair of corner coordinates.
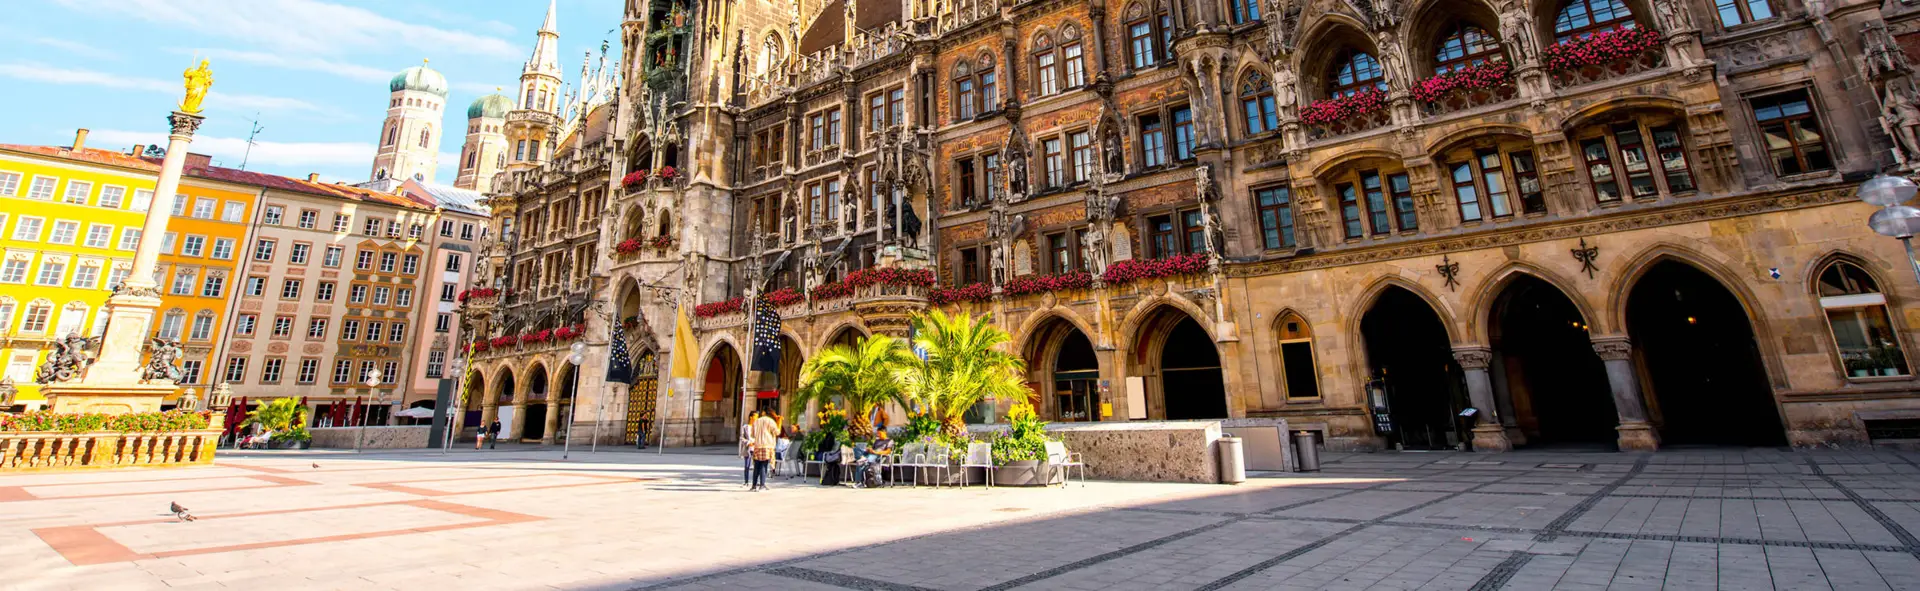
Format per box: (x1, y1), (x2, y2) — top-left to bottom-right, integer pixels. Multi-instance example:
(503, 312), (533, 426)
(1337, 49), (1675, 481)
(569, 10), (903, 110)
(523, 363), (551, 441)
(1625, 260), (1785, 446)
(702, 343), (744, 443)
(1023, 316), (1103, 422)
(1360, 286), (1468, 450)
(1133, 305), (1226, 420)
(1489, 275), (1615, 446)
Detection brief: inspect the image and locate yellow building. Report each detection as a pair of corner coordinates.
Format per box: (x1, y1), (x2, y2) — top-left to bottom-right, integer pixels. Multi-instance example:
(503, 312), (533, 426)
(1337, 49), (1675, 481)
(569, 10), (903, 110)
(156, 154), (259, 398)
(0, 132), (158, 408)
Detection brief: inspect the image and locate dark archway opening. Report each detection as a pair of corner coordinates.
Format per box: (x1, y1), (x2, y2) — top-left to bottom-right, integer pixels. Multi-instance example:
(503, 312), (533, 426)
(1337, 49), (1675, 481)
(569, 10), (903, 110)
(704, 345), (744, 443)
(1053, 329), (1100, 422)
(1626, 261), (1785, 446)
(1491, 276), (1616, 446)
(523, 366), (550, 441)
(1361, 287), (1468, 450)
(1162, 316), (1227, 420)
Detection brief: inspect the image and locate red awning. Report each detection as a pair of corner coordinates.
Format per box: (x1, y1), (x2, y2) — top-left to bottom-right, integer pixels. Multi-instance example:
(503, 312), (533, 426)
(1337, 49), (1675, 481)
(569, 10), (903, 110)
(755, 390), (780, 399)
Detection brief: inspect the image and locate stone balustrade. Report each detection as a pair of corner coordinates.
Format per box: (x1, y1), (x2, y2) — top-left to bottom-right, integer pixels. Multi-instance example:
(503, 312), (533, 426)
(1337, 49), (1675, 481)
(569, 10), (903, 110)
(1, 430), (221, 471)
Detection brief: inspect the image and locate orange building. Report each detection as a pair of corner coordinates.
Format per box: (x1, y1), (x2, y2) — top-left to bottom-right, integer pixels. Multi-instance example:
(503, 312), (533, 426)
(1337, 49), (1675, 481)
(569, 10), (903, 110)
(153, 154), (260, 400)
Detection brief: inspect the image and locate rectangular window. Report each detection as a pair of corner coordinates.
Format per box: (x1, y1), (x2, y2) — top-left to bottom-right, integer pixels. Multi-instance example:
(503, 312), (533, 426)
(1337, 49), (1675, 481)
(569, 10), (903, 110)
(440, 219), (455, 237)
(106, 267), (130, 291)
(224, 357), (248, 383)
(297, 359), (319, 384)
(1362, 172), (1391, 236)
(1063, 44), (1085, 88)
(1047, 232), (1072, 274)
(117, 228), (141, 251)
(244, 276), (266, 297)
(402, 254), (419, 275)
(333, 213), (351, 233)
(1149, 215), (1177, 259)
(260, 358), (284, 383)
(1478, 150), (1513, 217)
(98, 185), (125, 208)
(436, 313), (453, 333)
(0, 259), (27, 284)
(13, 216), (44, 241)
(356, 250), (373, 270)
(1715, 0), (1773, 26)
(316, 282), (335, 302)
(383, 361), (398, 384)
(192, 197), (216, 219)
(983, 154), (1000, 200)
(460, 223), (475, 240)
(363, 217), (382, 236)
(271, 316), (293, 337)
(201, 274), (224, 298)
(161, 232), (176, 254)
(222, 201), (246, 222)
(180, 360), (202, 385)
(1043, 138), (1064, 188)
(1338, 183), (1364, 239)
(308, 318), (328, 339)
(367, 322), (384, 342)
(170, 269), (196, 295)
(333, 360), (353, 384)
(211, 238), (235, 259)
(441, 283), (457, 302)
(181, 235), (206, 257)
(389, 322), (407, 342)
(27, 177), (58, 200)
(960, 247), (983, 285)
(83, 223), (112, 248)
(1451, 162), (1483, 221)
(1256, 187), (1295, 249)
(387, 221), (403, 238)
(1070, 130), (1093, 183)
(1612, 124), (1657, 199)
(48, 220), (78, 245)
(300, 210), (319, 229)
(189, 314), (215, 340)
(341, 320), (360, 340)
(1389, 173), (1418, 231)
(1182, 210), (1207, 254)
(0, 171), (21, 196)
(1172, 107), (1194, 160)
(1037, 52), (1058, 96)
(1129, 22), (1155, 70)
(427, 350), (446, 378)
(35, 258), (67, 286)
(72, 264), (100, 289)
(236, 314), (257, 336)
(372, 286), (391, 306)
(870, 92), (887, 131)
(445, 252), (462, 272)
(956, 159), (977, 207)
(63, 180), (91, 204)
(810, 113), (826, 151)
(252, 239), (275, 261)
(1581, 137), (1621, 202)
(980, 72), (998, 112)
(350, 284), (367, 303)
(1650, 125), (1695, 192)
(280, 279), (302, 300)
(1140, 115), (1166, 168)
(323, 245), (343, 267)
(1510, 151), (1546, 214)
(380, 252), (396, 273)
(131, 189), (154, 212)
(288, 243), (309, 264)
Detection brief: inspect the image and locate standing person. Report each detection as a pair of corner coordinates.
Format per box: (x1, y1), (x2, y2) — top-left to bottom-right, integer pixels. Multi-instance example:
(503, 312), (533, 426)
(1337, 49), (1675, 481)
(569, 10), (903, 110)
(487, 420), (502, 449)
(740, 412), (756, 488)
(749, 411), (779, 491)
(474, 425), (485, 450)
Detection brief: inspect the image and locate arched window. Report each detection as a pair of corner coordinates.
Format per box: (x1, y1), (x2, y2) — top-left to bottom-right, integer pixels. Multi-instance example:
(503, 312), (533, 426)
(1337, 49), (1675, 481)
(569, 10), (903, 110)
(978, 54), (998, 114)
(1032, 33), (1058, 96)
(953, 61), (976, 121)
(761, 33), (784, 77)
(20, 299), (53, 333)
(466, 149), (477, 168)
(1231, 0), (1261, 24)
(1434, 24), (1502, 74)
(1240, 72), (1278, 135)
(1817, 261), (1909, 378)
(1329, 49), (1386, 98)
(418, 129), (431, 148)
(384, 124), (397, 146)
(1553, 0), (1635, 41)
(55, 302), (87, 337)
(497, 153), (507, 168)
(1275, 312), (1321, 399)
(524, 87), (536, 108)
(538, 90), (549, 111)
(657, 211), (673, 238)
(1124, 2), (1174, 70)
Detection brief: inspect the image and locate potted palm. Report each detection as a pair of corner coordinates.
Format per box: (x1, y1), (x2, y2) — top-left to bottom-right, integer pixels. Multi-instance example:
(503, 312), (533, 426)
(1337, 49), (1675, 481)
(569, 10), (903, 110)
(900, 309), (1031, 440)
(244, 397), (311, 450)
(789, 334), (915, 441)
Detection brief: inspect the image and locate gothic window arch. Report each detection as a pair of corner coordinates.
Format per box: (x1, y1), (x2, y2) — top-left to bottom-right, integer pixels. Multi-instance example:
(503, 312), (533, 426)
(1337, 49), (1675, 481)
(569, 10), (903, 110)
(1032, 31), (1059, 96)
(1240, 72), (1279, 135)
(418, 129), (431, 149)
(1434, 23), (1502, 74)
(1123, 2), (1175, 70)
(1328, 49), (1386, 98)
(761, 33), (785, 77)
(384, 124), (397, 147)
(1815, 259), (1910, 378)
(466, 149), (477, 169)
(1553, 0), (1636, 41)
(953, 60), (977, 121)
(977, 53), (998, 113)
(524, 87), (536, 108)
(1274, 311), (1321, 399)
(1231, 0), (1261, 24)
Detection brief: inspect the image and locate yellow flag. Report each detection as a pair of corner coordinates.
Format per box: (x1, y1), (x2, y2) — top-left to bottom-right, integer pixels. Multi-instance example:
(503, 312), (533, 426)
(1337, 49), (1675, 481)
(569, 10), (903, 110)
(670, 302), (698, 380)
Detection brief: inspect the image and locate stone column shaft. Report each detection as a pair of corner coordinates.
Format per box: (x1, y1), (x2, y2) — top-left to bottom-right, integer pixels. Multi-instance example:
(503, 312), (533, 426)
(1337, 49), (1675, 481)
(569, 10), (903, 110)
(1453, 347), (1512, 452)
(1591, 335), (1658, 451)
(542, 399), (560, 444)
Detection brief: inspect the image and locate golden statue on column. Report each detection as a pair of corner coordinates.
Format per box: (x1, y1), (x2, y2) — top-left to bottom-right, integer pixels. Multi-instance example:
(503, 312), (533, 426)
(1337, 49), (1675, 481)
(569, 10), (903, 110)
(180, 59), (213, 114)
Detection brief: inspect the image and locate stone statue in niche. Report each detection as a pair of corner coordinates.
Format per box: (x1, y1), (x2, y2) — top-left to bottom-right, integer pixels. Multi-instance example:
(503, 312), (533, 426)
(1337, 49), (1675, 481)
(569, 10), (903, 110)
(1882, 84), (1920, 165)
(990, 240), (1007, 286)
(1373, 29), (1408, 91)
(1102, 125), (1124, 175)
(1083, 224), (1108, 274)
(842, 180), (861, 232)
(899, 198), (922, 248)
(1003, 138), (1029, 200)
(1272, 64), (1298, 115)
(1498, 4), (1538, 64)
(1652, 0), (1692, 32)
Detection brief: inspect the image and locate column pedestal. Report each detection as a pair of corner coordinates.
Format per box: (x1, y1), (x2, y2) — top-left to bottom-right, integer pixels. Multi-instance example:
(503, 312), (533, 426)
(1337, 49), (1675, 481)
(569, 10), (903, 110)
(1453, 346), (1512, 453)
(1616, 421), (1659, 451)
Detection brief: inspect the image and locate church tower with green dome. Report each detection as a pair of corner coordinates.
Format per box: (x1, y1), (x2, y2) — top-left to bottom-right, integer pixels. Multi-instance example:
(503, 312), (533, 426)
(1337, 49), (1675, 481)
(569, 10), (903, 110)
(372, 61), (449, 184)
(456, 93), (513, 193)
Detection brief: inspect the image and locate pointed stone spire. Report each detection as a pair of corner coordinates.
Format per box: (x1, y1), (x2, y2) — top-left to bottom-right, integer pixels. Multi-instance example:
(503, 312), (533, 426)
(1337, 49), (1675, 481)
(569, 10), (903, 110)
(524, 0), (561, 80)
(541, 0), (558, 33)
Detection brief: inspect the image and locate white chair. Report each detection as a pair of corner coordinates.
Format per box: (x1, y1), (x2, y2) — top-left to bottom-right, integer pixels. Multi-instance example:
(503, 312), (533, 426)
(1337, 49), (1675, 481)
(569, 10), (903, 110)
(778, 441), (805, 479)
(837, 445), (857, 485)
(916, 443), (952, 488)
(892, 442), (923, 486)
(803, 445), (826, 482)
(962, 442), (995, 488)
(1044, 441), (1086, 487)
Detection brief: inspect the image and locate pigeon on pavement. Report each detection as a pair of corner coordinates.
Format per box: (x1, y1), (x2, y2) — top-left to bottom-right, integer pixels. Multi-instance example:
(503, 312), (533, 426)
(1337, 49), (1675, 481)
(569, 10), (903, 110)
(311, 463), (320, 469)
(170, 502), (195, 522)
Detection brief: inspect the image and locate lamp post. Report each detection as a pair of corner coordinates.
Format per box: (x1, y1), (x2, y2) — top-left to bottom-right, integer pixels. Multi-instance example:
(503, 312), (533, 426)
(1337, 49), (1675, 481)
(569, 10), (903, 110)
(562, 341), (584, 459)
(441, 353), (468, 455)
(357, 368), (383, 453)
(1858, 175), (1920, 284)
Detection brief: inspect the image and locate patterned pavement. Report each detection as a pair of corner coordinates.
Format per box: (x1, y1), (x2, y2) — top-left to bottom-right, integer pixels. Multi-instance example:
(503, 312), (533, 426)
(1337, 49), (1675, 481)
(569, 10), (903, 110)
(4, 446), (1919, 590)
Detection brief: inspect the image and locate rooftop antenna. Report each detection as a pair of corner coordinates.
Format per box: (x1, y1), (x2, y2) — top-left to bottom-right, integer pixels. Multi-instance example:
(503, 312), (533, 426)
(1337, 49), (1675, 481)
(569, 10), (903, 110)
(238, 114), (264, 171)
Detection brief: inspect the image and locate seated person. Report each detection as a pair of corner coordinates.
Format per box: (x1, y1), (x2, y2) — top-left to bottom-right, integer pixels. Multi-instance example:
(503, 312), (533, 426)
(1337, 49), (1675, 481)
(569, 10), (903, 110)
(854, 433), (894, 487)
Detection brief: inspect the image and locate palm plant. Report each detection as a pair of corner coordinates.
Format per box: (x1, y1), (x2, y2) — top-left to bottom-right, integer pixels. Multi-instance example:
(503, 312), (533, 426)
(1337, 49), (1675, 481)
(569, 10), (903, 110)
(902, 309), (1031, 439)
(243, 397), (311, 442)
(790, 334), (914, 440)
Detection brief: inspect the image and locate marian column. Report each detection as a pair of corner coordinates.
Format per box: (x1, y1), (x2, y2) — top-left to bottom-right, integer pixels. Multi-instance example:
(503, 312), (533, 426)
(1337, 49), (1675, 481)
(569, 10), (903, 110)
(42, 61), (211, 414)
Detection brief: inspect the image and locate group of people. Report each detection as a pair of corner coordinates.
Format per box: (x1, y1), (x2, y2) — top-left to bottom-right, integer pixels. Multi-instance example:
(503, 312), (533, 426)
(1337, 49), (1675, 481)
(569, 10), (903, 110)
(738, 411), (782, 491)
(473, 420), (503, 449)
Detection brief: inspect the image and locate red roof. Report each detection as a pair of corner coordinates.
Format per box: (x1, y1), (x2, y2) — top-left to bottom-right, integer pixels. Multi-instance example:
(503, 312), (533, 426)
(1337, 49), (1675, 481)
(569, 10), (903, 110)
(0, 144), (162, 172)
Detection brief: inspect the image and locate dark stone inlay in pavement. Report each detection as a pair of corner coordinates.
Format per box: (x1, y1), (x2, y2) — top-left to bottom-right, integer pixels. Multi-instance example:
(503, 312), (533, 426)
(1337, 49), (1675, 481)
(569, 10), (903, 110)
(765, 566), (943, 591)
(1805, 459), (1920, 554)
(1558, 529), (1911, 553)
(973, 519), (1235, 591)
(1467, 551), (1533, 591)
(1536, 456), (1648, 542)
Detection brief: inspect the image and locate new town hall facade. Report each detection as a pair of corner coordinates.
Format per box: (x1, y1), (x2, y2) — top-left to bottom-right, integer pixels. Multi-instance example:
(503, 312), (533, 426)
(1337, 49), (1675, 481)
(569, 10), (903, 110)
(460, 0), (1920, 450)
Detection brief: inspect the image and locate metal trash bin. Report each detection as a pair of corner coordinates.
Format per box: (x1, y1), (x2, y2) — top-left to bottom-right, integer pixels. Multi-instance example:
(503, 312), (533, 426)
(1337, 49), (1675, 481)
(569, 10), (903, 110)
(1219, 436), (1246, 484)
(1293, 431), (1320, 472)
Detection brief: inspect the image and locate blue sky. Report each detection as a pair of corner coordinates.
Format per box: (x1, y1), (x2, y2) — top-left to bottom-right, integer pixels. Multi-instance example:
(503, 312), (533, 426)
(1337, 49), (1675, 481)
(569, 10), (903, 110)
(0, 0), (622, 184)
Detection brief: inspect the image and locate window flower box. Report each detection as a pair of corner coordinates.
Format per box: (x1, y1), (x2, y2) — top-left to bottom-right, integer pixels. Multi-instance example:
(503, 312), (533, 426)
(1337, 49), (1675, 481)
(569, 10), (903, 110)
(809, 281), (854, 301)
(621, 170), (649, 189)
(1544, 27), (1664, 88)
(458, 287), (499, 303)
(613, 238), (644, 255)
(1412, 61), (1516, 115)
(694, 297), (744, 318)
(521, 329), (553, 345)
(1101, 253), (1210, 287)
(553, 324), (586, 341)
(470, 340), (490, 353)
(657, 166), (678, 180)
(765, 287), (805, 307)
(1301, 88), (1391, 138)
(649, 235), (675, 250)
(489, 336), (518, 349)
(844, 267), (937, 288)
(1004, 272), (1094, 296)
(929, 282), (992, 304)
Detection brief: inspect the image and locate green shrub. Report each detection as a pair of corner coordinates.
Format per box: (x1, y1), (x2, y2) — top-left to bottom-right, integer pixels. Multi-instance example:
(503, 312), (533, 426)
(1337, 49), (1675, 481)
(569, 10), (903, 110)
(989, 402), (1053, 466)
(0, 410), (211, 433)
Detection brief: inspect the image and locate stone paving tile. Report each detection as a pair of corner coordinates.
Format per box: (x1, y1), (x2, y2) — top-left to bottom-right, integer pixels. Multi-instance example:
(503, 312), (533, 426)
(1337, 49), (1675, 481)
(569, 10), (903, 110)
(1267, 490), (1452, 521)
(1011, 519), (1352, 590)
(1211, 524), (1534, 590)
(1387, 492), (1585, 530)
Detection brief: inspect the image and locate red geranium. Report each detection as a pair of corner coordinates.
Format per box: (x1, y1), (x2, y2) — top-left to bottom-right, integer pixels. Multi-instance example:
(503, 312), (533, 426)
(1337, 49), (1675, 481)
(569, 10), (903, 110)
(844, 267), (937, 288)
(1542, 26), (1662, 73)
(621, 170), (649, 188)
(1410, 61), (1512, 104)
(810, 281), (854, 300)
(929, 282), (992, 304)
(458, 287), (499, 302)
(1101, 253), (1210, 286)
(694, 297), (744, 317)
(765, 287), (805, 307)
(613, 238), (644, 254)
(650, 235), (674, 249)
(1300, 87), (1388, 126)
(470, 340), (490, 353)
(554, 324), (586, 340)
(657, 166), (678, 179)
(1003, 272), (1094, 296)
(490, 336), (518, 348)
(521, 329), (554, 344)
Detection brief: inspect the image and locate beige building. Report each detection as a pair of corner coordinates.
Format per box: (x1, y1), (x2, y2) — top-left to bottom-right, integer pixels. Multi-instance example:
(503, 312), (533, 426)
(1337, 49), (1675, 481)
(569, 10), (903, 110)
(398, 180), (490, 422)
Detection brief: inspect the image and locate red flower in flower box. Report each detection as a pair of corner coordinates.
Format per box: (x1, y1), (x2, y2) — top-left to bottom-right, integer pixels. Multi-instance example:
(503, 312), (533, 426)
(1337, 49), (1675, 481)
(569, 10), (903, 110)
(1542, 26), (1661, 73)
(1300, 88), (1388, 126)
(765, 288), (805, 307)
(809, 281), (854, 300)
(929, 282), (992, 304)
(1003, 272), (1094, 296)
(1409, 61), (1512, 104)
(614, 238), (644, 254)
(621, 170), (649, 189)
(694, 297), (745, 317)
(845, 267), (937, 288)
(490, 336), (518, 348)
(657, 166), (678, 179)
(1101, 253), (1211, 286)
(649, 235), (674, 249)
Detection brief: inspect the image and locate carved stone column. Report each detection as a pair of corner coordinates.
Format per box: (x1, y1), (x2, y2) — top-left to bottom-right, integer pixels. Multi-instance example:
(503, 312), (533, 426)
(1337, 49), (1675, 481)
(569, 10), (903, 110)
(542, 398), (561, 445)
(1591, 335), (1659, 451)
(1452, 346), (1513, 452)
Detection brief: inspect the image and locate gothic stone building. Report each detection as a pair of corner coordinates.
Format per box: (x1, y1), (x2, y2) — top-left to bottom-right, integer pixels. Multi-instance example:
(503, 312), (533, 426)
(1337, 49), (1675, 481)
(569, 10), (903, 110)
(467, 0), (1920, 450)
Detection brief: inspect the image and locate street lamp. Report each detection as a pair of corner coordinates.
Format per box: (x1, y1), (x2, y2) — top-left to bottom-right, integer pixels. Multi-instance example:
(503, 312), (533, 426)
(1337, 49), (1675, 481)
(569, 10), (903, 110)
(357, 368), (383, 453)
(441, 354), (468, 454)
(1857, 175), (1920, 284)
(562, 341), (584, 459)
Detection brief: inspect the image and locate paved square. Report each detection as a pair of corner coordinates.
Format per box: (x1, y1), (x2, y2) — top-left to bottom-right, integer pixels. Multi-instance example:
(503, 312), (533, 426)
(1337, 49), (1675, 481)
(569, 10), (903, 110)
(4, 447), (1919, 590)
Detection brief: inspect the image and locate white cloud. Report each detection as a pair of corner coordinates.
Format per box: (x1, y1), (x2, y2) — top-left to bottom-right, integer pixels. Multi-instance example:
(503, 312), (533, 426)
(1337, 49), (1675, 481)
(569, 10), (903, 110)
(186, 48), (391, 84)
(452, 81), (512, 96)
(53, 0), (521, 59)
(88, 128), (374, 170)
(0, 62), (347, 119)
(28, 37), (117, 61)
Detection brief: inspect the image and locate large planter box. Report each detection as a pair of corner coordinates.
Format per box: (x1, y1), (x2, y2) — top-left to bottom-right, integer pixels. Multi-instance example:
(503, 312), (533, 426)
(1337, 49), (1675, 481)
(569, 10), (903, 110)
(272, 440), (311, 450)
(992, 460), (1062, 487)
